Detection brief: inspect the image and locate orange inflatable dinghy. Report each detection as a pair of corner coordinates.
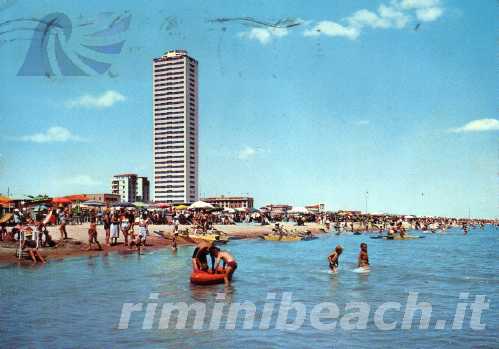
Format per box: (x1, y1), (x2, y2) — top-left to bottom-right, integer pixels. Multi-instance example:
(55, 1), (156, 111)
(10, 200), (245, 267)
(190, 271), (225, 285)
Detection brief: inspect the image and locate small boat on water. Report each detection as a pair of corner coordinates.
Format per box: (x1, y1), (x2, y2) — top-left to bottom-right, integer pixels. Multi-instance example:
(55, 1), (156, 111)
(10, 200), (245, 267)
(261, 233), (318, 242)
(188, 232), (230, 244)
(190, 271), (225, 285)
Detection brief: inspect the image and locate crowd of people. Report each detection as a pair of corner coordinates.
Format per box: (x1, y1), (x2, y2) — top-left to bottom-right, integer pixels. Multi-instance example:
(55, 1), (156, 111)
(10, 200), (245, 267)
(0, 202), (496, 266)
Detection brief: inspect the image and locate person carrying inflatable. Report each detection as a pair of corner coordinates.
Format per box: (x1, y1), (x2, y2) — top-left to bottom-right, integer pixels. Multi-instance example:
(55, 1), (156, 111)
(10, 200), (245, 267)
(191, 241), (215, 272)
(211, 247), (237, 285)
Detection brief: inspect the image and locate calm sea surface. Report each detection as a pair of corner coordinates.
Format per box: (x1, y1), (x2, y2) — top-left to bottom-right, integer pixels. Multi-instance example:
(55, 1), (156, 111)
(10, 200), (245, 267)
(1, 226), (497, 348)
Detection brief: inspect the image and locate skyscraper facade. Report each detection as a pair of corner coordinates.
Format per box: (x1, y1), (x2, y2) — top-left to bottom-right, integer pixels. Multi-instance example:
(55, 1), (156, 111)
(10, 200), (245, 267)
(152, 50), (199, 203)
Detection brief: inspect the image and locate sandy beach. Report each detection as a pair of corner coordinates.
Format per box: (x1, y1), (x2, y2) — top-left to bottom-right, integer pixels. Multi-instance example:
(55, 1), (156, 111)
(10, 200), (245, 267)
(0, 222), (327, 265)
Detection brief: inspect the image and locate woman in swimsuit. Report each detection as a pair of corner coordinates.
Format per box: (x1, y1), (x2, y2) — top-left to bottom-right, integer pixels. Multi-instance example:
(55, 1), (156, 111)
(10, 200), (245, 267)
(211, 247), (237, 285)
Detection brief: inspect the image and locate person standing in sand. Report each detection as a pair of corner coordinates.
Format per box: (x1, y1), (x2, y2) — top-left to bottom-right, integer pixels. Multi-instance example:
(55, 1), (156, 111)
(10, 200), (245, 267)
(86, 222), (102, 251)
(59, 208), (68, 241)
(103, 210), (111, 246)
(110, 211), (120, 246)
(120, 211), (130, 247)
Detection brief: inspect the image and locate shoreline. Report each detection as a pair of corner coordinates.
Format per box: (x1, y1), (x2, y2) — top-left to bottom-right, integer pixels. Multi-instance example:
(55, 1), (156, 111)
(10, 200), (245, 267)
(0, 222), (327, 266)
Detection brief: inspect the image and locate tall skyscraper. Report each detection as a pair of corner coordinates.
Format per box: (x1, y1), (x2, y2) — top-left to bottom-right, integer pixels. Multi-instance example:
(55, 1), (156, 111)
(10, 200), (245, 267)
(152, 50), (199, 203)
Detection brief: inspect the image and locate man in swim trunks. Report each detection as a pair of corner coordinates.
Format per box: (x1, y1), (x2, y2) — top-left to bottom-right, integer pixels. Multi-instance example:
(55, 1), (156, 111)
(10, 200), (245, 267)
(358, 242), (369, 269)
(211, 247), (237, 285)
(191, 241), (214, 272)
(328, 245), (343, 272)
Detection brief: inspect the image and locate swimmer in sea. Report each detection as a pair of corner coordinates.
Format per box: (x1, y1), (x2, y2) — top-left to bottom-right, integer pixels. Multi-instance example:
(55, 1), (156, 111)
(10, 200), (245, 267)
(327, 245), (343, 272)
(191, 241), (215, 272)
(358, 242), (369, 269)
(211, 247), (238, 285)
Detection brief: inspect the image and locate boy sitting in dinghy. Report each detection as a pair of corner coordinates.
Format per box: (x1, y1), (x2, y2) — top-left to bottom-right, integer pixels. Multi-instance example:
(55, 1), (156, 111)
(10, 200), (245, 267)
(211, 247), (237, 285)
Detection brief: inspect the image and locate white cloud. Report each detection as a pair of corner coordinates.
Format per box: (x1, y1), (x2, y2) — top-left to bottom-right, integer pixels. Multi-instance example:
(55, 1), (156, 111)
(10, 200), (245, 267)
(348, 9), (391, 29)
(238, 146), (257, 160)
(415, 7), (443, 22)
(304, 21), (359, 40)
(65, 90), (126, 109)
(450, 119), (499, 133)
(239, 27), (288, 45)
(303, 0), (443, 40)
(19, 127), (84, 143)
(64, 175), (102, 186)
(398, 0), (440, 10)
(378, 4), (410, 28)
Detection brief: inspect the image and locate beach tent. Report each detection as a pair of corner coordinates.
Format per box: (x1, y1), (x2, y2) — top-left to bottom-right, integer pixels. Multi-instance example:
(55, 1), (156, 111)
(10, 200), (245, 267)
(188, 201), (214, 210)
(289, 207), (308, 214)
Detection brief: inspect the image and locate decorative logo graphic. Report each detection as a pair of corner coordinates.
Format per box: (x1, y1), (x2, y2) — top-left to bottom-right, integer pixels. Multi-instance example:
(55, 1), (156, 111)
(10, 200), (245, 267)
(5, 11), (132, 76)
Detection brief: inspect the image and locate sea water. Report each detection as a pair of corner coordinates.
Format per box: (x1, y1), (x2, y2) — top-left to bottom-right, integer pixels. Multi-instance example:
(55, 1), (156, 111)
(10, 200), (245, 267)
(0, 226), (497, 348)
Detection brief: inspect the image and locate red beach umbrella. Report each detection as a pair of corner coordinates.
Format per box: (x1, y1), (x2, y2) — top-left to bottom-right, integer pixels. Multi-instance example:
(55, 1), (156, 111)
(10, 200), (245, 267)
(52, 197), (72, 204)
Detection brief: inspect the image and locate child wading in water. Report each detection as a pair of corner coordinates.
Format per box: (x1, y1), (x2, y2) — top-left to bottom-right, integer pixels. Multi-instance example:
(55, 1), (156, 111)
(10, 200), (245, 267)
(358, 242), (370, 269)
(328, 245), (343, 272)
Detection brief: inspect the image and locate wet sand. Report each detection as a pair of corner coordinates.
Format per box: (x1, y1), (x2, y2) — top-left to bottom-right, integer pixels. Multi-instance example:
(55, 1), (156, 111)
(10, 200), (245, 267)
(0, 222), (327, 265)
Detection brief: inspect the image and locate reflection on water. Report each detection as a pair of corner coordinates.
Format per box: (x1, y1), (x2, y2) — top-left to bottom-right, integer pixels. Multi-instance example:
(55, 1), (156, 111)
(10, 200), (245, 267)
(0, 227), (498, 348)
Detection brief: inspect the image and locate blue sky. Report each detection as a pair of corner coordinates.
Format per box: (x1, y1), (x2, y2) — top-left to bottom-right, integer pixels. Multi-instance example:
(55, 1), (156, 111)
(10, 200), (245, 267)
(0, 0), (497, 217)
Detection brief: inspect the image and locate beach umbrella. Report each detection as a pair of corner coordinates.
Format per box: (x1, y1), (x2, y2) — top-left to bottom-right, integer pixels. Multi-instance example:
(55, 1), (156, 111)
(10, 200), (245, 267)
(133, 202), (149, 208)
(65, 194), (88, 202)
(33, 204), (49, 211)
(224, 208), (236, 213)
(152, 202), (171, 208)
(188, 201), (214, 210)
(0, 195), (11, 204)
(82, 200), (106, 207)
(175, 204), (188, 210)
(52, 197), (72, 204)
(112, 202), (135, 208)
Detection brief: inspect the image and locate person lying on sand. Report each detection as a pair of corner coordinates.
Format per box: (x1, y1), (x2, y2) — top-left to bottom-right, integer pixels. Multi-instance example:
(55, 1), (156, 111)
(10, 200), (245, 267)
(211, 247), (237, 285)
(358, 242), (369, 269)
(328, 245), (343, 272)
